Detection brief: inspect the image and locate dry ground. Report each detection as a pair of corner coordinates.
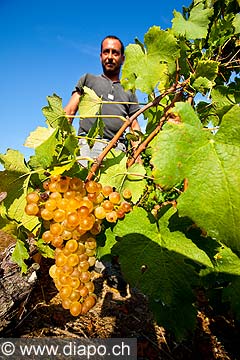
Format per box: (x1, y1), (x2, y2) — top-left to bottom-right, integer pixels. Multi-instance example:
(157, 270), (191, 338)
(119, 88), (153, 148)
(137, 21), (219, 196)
(1, 256), (240, 360)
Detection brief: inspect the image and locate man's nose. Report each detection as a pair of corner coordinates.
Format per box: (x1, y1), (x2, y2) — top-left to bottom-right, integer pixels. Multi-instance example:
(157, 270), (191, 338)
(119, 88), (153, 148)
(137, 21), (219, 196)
(107, 50), (113, 59)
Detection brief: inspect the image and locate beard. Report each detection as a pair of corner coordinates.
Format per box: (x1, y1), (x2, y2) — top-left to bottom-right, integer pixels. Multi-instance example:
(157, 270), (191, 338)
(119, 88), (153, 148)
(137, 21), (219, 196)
(102, 60), (121, 77)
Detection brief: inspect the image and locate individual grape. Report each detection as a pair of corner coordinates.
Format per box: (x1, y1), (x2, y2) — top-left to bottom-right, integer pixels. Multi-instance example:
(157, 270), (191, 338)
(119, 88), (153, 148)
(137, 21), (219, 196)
(116, 208), (125, 219)
(69, 276), (81, 289)
(85, 281), (95, 293)
(59, 274), (70, 285)
(25, 203), (39, 216)
(79, 214), (95, 231)
(69, 177), (84, 192)
(45, 199), (57, 212)
(67, 198), (81, 211)
(53, 209), (66, 223)
(55, 252), (67, 267)
(62, 298), (72, 310)
(65, 239), (79, 253)
(71, 267), (81, 278)
(63, 190), (76, 199)
(49, 264), (57, 278)
(90, 222), (102, 235)
(79, 285), (89, 297)
(87, 192), (97, 203)
(48, 181), (60, 193)
(57, 198), (69, 210)
(109, 191), (121, 205)
(106, 210), (118, 223)
(40, 208), (54, 220)
(120, 201), (132, 213)
(61, 264), (74, 275)
(85, 180), (99, 194)
(95, 182), (102, 194)
(26, 192), (40, 204)
(69, 290), (81, 302)
(67, 253), (79, 267)
(49, 191), (62, 201)
(66, 212), (80, 227)
(78, 206), (90, 219)
(42, 230), (54, 243)
(88, 256), (96, 267)
(102, 185), (113, 197)
(50, 222), (63, 236)
(78, 253), (88, 262)
(40, 192), (49, 202)
(58, 176), (70, 193)
(76, 243), (86, 255)
(79, 198), (93, 213)
(61, 229), (73, 240)
(85, 237), (97, 250)
(80, 271), (91, 283)
(59, 285), (72, 299)
(42, 180), (50, 191)
(78, 260), (90, 272)
(51, 235), (64, 248)
(84, 295), (96, 310)
(122, 188), (132, 200)
(94, 206), (106, 220)
(70, 301), (82, 316)
(85, 248), (96, 257)
(102, 200), (114, 212)
(94, 192), (104, 204)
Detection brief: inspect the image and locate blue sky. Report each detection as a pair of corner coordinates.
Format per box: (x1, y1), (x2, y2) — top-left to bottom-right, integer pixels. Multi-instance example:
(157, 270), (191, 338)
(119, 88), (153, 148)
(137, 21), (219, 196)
(0, 0), (191, 164)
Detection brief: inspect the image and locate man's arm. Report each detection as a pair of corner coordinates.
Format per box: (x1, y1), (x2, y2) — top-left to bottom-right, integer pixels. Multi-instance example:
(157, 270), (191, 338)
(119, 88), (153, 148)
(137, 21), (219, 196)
(64, 91), (81, 124)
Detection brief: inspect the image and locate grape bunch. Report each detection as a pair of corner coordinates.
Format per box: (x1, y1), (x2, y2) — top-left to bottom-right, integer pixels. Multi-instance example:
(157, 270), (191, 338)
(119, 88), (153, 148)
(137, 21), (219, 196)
(25, 175), (132, 316)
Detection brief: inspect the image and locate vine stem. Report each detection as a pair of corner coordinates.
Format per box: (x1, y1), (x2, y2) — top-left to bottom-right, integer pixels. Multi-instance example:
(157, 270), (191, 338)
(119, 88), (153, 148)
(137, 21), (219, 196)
(127, 88), (185, 168)
(86, 80), (189, 181)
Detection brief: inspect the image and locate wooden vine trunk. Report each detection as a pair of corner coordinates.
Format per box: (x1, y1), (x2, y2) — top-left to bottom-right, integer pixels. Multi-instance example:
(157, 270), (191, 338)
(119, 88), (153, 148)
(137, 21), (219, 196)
(0, 230), (39, 334)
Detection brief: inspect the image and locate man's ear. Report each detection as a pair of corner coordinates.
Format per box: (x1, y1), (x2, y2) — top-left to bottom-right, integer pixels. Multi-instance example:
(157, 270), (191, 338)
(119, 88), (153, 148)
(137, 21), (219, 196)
(121, 54), (125, 65)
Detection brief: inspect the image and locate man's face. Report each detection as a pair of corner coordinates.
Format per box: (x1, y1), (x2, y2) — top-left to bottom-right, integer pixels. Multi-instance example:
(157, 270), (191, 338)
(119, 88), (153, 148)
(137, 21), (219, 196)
(100, 38), (125, 78)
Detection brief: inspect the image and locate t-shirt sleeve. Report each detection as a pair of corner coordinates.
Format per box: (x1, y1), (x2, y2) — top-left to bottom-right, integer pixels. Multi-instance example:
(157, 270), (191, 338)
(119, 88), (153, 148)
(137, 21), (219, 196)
(72, 73), (88, 95)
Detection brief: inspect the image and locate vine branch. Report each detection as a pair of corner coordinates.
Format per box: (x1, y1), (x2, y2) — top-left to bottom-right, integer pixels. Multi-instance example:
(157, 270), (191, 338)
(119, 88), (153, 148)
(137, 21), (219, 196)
(86, 79), (190, 181)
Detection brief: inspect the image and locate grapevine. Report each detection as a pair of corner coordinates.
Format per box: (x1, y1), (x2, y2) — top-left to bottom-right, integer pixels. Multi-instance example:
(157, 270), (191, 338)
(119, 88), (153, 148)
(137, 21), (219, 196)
(24, 175), (132, 316)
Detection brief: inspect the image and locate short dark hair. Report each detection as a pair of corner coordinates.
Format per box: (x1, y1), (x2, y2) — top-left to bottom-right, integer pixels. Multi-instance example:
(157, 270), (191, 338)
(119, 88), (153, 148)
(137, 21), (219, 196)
(101, 35), (125, 55)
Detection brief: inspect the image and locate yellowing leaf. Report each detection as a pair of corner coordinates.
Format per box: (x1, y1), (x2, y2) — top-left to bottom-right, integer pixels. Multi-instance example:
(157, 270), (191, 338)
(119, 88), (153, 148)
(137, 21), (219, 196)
(24, 126), (55, 148)
(78, 86), (102, 118)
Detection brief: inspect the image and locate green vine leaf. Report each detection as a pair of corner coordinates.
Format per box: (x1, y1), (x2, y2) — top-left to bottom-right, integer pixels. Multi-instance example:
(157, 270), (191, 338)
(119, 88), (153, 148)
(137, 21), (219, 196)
(28, 128), (59, 169)
(78, 86), (102, 117)
(11, 239), (29, 274)
(151, 103), (240, 252)
(0, 150), (39, 231)
(172, 3), (214, 40)
(42, 94), (71, 132)
(113, 206), (212, 339)
(121, 26), (179, 94)
(37, 238), (55, 259)
(233, 13), (240, 34)
(222, 277), (240, 321)
(99, 150), (147, 203)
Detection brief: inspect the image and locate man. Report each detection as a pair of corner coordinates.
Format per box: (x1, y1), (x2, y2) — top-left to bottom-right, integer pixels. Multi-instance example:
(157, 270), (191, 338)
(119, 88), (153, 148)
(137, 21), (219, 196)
(64, 36), (141, 292)
(64, 35), (141, 166)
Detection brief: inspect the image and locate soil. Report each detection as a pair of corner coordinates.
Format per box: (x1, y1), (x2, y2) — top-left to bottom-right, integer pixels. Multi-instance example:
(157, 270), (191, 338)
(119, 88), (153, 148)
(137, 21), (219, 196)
(1, 256), (240, 360)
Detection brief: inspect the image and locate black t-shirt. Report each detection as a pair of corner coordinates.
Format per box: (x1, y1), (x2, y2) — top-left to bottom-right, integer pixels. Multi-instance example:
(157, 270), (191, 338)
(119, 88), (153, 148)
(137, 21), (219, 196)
(73, 73), (140, 139)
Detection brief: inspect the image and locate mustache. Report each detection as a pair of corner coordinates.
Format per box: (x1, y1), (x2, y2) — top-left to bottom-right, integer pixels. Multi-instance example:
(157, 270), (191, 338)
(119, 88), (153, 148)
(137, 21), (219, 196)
(104, 59), (115, 65)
